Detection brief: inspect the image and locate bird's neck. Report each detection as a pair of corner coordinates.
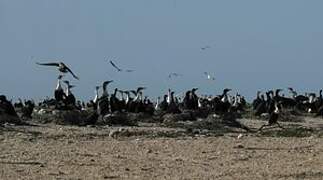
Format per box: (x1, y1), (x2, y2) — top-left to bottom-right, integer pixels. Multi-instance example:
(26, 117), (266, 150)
(56, 79), (62, 90)
(66, 87), (71, 96)
(126, 94), (130, 104)
(134, 93), (140, 102)
(274, 106), (280, 113)
(94, 89), (99, 103)
(233, 96), (238, 106)
(167, 90), (171, 104)
(155, 98), (160, 110)
(102, 87), (108, 97)
(198, 98), (202, 108)
(221, 95), (228, 103)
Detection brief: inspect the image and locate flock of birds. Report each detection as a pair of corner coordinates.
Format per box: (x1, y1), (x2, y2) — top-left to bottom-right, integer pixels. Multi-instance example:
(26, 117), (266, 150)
(1, 59), (323, 131)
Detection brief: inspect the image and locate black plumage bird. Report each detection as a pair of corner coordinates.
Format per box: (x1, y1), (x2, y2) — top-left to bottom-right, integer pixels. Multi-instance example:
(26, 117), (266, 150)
(259, 102), (284, 131)
(36, 62), (79, 80)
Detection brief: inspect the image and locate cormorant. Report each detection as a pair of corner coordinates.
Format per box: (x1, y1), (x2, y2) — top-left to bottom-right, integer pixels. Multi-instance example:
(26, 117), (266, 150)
(54, 75), (65, 103)
(63, 81), (76, 107)
(36, 62), (79, 80)
(259, 102), (284, 131)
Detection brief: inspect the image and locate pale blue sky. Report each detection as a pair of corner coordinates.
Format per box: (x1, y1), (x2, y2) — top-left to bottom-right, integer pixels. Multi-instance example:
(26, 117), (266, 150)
(0, 0), (323, 101)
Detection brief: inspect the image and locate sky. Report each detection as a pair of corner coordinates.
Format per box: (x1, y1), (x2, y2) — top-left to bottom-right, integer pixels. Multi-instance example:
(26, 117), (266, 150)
(0, 0), (323, 101)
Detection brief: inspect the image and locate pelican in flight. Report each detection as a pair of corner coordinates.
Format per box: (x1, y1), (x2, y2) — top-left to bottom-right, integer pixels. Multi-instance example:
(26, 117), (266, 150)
(36, 62), (79, 80)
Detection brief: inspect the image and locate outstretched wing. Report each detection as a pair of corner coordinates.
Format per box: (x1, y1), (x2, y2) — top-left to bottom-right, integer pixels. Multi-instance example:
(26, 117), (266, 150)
(36, 62), (59, 67)
(109, 60), (122, 72)
(125, 69), (134, 73)
(168, 73), (181, 79)
(65, 66), (79, 80)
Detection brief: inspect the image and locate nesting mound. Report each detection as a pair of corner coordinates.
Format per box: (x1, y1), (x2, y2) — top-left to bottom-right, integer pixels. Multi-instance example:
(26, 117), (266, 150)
(97, 112), (139, 126)
(164, 112), (250, 135)
(259, 127), (314, 138)
(162, 112), (196, 124)
(32, 110), (93, 126)
(0, 114), (24, 125)
(279, 110), (305, 123)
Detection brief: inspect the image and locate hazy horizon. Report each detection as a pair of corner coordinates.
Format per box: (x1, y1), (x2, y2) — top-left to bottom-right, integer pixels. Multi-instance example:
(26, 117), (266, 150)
(1, 1), (323, 101)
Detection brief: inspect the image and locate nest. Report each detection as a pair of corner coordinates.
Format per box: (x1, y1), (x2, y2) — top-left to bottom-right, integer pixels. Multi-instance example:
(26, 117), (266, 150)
(162, 112), (196, 124)
(98, 112), (138, 126)
(0, 114), (24, 125)
(279, 110), (305, 123)
(32, 109), (93, 125)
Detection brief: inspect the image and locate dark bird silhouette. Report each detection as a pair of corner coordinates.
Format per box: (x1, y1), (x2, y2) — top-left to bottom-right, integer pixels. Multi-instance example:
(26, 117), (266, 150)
(168, 73), (182, 79)
(102, 80), (114, 97)
(136, 87), (146, 93)
(125, 69), (135, 73)
(109, 60), (134, 73)
(201, 45), (211, 50)
(63, 81), (76, 107)
(258, 102), (284, 131)
(109, 60), (122, 72)
(54, 75), (66, 103)
(36, 62), (79, 80)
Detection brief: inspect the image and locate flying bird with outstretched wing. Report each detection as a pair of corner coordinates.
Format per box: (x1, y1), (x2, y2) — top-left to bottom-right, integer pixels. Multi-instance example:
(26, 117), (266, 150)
(109, 60), (122, 72)
(204, 72), (215, 81)
(125, 69), (135, 73)
(168, 73), (182, 79)
(201, 45), (211, 50)
(36, 62), (79, 80)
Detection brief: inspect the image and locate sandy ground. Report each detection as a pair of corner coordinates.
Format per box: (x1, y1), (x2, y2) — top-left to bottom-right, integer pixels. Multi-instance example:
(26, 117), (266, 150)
(1, 117), (323, 180)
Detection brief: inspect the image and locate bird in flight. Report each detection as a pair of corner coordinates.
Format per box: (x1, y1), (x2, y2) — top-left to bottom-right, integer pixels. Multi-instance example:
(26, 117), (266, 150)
(109, 60), (122, 72)
(204, 72), (215, 81)
(36, 62), (79, 80)
(109, 60), (134, 73)
(168, 73), (182, 79)
(201, 45), (211, 50)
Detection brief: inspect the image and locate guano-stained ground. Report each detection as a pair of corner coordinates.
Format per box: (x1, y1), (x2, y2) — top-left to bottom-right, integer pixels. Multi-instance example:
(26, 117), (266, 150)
(1, 117), (323, 179)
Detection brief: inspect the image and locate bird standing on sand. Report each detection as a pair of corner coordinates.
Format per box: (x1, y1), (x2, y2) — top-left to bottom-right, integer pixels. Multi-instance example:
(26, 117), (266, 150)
(36, 62), (79, 80)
